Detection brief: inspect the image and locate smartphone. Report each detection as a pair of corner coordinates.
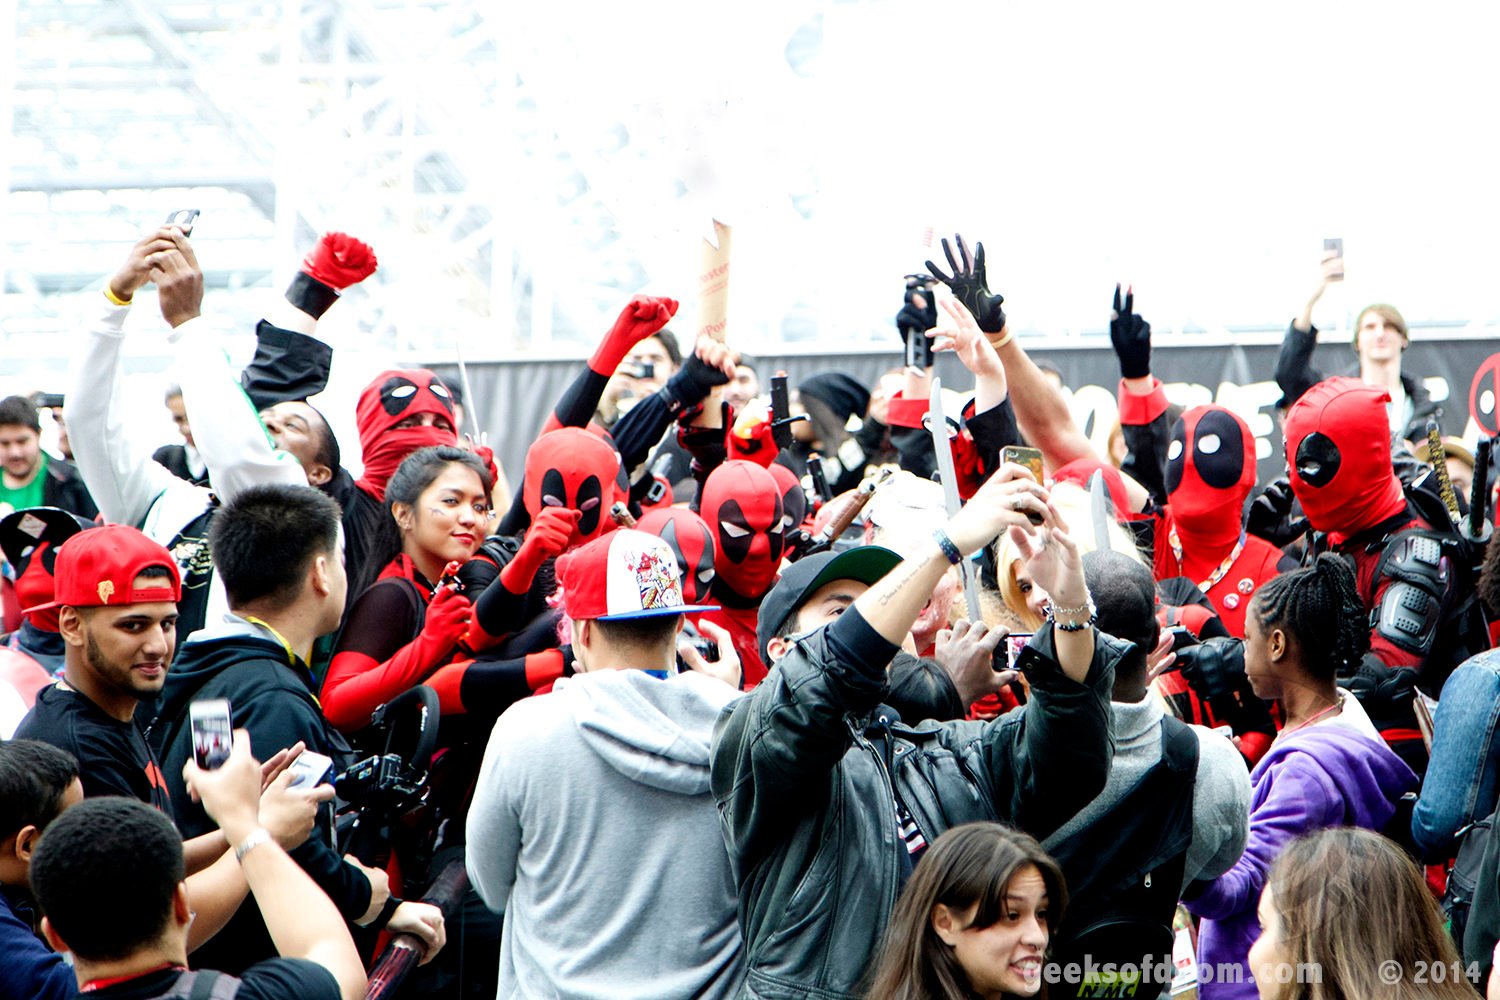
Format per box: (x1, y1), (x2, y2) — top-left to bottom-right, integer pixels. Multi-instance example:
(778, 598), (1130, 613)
(286, 750), (335, 789)
(31, 392), (64, 409)
(903, 324), (934, 370)
(165, 209), (200, 235)
(1322, 237), (1344, 281)
(999, 446), (1046, 524)
(189, 699), (233, 770)
(1005, 633), (1032, 669)
(438, 564), (464, 594)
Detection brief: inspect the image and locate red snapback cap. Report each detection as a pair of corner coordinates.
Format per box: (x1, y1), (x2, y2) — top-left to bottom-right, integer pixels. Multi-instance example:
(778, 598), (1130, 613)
(555, 529), (718, 621)
(24, 524), (182, 614)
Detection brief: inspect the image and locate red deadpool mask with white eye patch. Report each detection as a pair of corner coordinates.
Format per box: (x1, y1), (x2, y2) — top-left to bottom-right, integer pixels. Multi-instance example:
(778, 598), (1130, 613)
(355, 369), (457, 500)
(1284, 376), (1406, 539)
(1165, 405), (1257, 528)
(637, 507), (717, 604)
(700, 461), (784, 598)
(523, 428), (622, 547)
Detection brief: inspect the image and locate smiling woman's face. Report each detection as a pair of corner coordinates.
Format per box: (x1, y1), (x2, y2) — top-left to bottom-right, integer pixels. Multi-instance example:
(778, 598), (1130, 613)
(399, 463), (489, 564)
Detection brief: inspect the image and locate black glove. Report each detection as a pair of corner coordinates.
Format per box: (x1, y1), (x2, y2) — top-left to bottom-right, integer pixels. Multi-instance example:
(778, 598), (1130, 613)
(661, 351), (731, 414)
(1246, 479), (1309, 548)
(1342, 656), (1420, 723)
(678, 402), (729, 480)
(1109, 284), (1152, 380)
(925, 234), (1007, 334)
(896, 285), (937, 369)
(1175, 636), (1246, 702)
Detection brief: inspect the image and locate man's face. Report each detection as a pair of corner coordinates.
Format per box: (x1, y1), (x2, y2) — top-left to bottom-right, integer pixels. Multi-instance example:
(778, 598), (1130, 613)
(767, 577), (870, 662)
(0, 423), (41, 480)
(165, 394), (194, 448)
(613, 336), (677, 398)
(725, 365), (760, 411)
(260, 402), (333, 486)
(72, 584), (178, 701)
(1356, 310), (1405, 363)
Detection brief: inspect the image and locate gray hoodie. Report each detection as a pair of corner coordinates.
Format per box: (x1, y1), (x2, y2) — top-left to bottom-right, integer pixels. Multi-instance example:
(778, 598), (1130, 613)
(467, 668), (745, 999)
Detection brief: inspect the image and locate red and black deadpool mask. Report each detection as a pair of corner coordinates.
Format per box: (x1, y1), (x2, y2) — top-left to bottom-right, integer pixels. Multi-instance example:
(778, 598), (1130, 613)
(1166, 405), (1257, 527)
(0, 507), (93, 634)
(637, 507), (717, 605)
(356, 369), (457, 500)
(767, 462), (807, 535)
(523, 428), (623, 548)
(699, 461), (784, 598)
(1284, 377), (1406, 539)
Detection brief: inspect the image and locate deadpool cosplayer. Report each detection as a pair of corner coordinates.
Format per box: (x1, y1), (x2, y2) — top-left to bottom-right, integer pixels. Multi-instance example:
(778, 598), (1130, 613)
(1284, 376), (1488, 768)
(637, 507), (717, 607)
(694, 461), (785, 688)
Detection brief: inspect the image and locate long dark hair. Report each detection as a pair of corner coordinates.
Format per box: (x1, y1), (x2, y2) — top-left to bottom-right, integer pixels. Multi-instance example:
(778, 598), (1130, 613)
(866, 822), (1068, 1000)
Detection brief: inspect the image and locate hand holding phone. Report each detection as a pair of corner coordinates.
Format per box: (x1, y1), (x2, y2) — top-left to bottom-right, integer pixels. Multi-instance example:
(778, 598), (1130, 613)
(1322, 237), (1344, 282)
(285, 750), (335, 789)
(190, 699), (233, 770)
(1000, 446), (1047, 525)
(165, 208), (200, 236)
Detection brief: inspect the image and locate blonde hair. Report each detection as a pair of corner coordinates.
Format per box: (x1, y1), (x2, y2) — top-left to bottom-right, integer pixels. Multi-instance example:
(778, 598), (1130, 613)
(992, 481), (1142, 626)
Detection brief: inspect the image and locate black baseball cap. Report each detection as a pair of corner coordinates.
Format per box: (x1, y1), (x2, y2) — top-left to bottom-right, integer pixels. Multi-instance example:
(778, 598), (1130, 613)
(757, 545), (904, 664)
(0, 507), (94, 569)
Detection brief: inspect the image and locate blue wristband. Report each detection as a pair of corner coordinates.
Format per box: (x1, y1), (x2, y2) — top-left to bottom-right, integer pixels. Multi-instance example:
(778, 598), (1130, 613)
(932, 529), (962, 565)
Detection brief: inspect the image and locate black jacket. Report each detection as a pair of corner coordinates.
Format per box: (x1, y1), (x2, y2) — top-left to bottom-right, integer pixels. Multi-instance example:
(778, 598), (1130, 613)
(150, 623), (369, 974)
(1273, 321), (1440, 443)
(710, 606), (1119, 1000)
(39, 455), (97, 521)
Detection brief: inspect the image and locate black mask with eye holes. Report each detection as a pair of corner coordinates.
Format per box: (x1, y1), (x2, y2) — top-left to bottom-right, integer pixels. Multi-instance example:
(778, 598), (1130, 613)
(1294, 431), (1342, 488)
(378, 375), (454, 417)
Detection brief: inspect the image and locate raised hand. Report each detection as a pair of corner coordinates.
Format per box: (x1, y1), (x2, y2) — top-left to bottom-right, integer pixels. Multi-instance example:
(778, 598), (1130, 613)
(934, 295), (1007, 382)
(944, 463), (1056, 557)
(934, 618), (1009, 706)
(302, 232), (378, 289)
(502, 506), (580, 592)
(662, 334), (735, 412)
(149, 229), (205, 329)
(591, 295), (680, 376)
(678, 619), (742, 689)
(924, 233), (1007, 334)
(108, 227), (182, 304)
(1109, 284), (1152, 380)
(1245, 478), (1308, 547)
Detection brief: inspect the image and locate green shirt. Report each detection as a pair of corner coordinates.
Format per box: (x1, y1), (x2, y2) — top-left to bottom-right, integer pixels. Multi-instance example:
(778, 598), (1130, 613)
(0, 452), (47, 519)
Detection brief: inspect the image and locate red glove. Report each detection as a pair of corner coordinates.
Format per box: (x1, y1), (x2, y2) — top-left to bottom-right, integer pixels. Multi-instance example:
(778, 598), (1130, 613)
(500, 507), (579, 593)
(588, 295), (678, 377)
(421, 582), (472, 651)
(727, 406), (778, 468)
(302, 232), (378, 289)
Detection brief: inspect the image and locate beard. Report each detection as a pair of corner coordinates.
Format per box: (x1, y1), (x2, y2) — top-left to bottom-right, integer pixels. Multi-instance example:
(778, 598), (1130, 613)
(84, 629), (165, 700)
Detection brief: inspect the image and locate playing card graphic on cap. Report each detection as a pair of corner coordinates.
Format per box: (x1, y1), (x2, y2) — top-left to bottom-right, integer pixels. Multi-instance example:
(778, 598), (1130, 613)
(556, 529), (719, 621)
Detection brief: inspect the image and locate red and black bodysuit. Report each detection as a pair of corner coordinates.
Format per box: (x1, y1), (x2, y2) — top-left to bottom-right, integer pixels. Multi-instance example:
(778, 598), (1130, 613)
(693, 460), (785, 688)
(1120, 381), (1296, 636)
(1284, 376), (1487, 768)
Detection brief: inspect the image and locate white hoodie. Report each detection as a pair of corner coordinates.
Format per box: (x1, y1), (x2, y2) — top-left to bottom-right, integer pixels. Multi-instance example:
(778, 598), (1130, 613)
(467, 668), (745, 1000)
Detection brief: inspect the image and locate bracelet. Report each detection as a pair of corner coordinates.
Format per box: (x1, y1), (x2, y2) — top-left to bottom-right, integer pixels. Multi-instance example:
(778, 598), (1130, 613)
(990, 327), (1014, 350)
(234, 827), (273, 863)
(103, 285), (132, 307)
(932, 529), (962, 566)
(1045, 596), (1097, 633)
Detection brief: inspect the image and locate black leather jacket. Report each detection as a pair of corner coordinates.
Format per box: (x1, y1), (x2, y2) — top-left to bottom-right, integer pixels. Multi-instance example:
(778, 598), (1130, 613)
(710, 607), (1120, 1000)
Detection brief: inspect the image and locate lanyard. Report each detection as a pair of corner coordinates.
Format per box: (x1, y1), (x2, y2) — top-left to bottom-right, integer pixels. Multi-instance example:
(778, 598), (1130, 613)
(1169, 528), (1246, 594)
(82, 964), (186, 992)
(242, 616), (297, 667)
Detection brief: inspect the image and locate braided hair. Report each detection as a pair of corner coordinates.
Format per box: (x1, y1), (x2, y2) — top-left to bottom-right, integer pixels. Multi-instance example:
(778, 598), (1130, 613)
(1249, 553), (1369, 680)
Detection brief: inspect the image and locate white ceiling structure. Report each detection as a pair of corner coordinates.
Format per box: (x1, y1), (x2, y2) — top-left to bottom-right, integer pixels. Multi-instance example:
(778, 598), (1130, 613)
(6, 1), (1500, 390)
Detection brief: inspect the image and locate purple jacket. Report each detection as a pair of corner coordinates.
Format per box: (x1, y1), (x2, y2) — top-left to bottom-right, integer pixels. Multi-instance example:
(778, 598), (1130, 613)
(1185, 723), (1418, 1000)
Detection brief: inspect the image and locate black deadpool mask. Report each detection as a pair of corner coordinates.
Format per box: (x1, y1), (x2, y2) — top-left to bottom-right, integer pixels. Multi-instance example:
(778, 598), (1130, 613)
(523, 428), (622, 548)
(767, 462), (807, 535)
(637, 507), (716, 605)
(1284, 377), (1406, 539)
(700, 461), (784, 598)
(356, 369), (456, 500)
(1166, 405), (1256, 533)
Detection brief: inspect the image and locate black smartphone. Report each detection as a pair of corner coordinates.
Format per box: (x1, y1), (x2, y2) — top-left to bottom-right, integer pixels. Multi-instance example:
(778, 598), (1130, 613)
(31, 392), (64, 409)
(190, 698), (233, 770)
(165, 209), (200, 235)
(904, 325), (934, 370)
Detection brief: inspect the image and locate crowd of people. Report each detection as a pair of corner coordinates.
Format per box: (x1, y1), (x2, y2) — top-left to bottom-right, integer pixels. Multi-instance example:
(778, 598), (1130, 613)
(3, 223), (1500, 1000)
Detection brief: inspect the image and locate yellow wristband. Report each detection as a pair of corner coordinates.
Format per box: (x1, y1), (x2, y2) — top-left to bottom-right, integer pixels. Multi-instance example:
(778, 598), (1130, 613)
(103, 285), (132, 307)
(990, 327), (1014, 350)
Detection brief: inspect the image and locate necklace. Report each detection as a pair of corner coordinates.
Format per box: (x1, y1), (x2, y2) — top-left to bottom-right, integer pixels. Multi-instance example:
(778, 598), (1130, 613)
(1169, 528), (1246, 594)
(1278, 693), (1344, 739)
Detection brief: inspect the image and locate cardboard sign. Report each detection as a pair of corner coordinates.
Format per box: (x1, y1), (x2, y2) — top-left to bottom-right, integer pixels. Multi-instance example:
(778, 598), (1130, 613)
(697, 219), (732, 343)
